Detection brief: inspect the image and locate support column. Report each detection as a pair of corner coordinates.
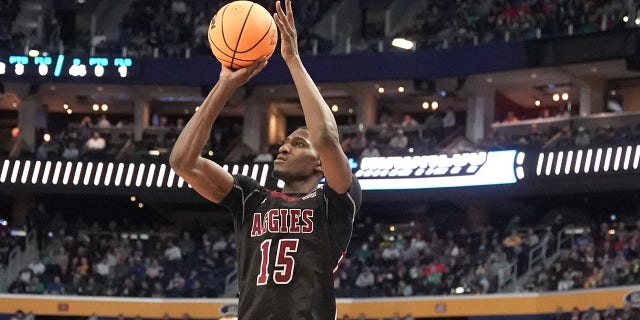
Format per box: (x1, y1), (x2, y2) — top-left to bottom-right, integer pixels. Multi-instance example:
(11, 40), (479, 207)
(17, 96), (38, 153)
(465, 80), (495, 143)
(266, 103), (286, 146)
(242, 97), (270, 153)
(577, 78), (605, 116)
(12, 193), (34, 227)
(353, 90), (377, 128)
(133, 97), (150, 141)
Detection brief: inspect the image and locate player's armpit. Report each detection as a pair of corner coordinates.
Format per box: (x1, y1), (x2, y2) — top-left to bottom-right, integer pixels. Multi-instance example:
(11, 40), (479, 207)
(173, 156), (234, 203)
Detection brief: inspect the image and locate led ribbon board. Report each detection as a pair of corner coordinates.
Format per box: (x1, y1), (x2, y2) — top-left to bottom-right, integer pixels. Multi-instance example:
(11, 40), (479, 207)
(0, 55), (135, 79)
(0, 151), (523, 191)
(534, 145), (640, 176)
(355, 150), (521, 190)
(0, 160), (271, 190)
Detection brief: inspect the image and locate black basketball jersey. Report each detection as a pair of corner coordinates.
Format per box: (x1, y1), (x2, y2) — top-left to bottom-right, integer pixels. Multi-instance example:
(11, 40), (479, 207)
(220, 174), (362, 320)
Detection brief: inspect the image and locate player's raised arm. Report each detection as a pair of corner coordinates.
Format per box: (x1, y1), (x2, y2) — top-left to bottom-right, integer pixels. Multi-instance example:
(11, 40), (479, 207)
(274, 0), (352, 194)
(170, 59), (268, 203)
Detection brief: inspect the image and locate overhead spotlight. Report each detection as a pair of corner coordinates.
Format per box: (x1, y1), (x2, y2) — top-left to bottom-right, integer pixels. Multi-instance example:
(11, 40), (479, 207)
(101, 104), (108, 111)
(43, 133), (51, 142)
(552, 93), (560, 101)
(623, 16), (629, 22)
(408, 147), (414, 153)
(138, 203), (144, 209)
(635, 18), (640, 25)
(391, 38), (414, 50)
(389, 225), (396, 232)
(28, 49), (39, 57)
(331, 104), (339, 112)
(130, 195), (136, 202)
(561, 93), (569, 101)
(348, 107), (354, 114)
(208, 150), (214, 157)
(377, 87), (385, 93)
(0, 62), (5, 74)
(63, 103), (69, 110)
(11, 102), (18, 108)
(66, 109), (72, 114)
(397, 86), (405, 93)
(92, 104), (99, 111)
(422, 101), (430, 109)
(431, 101), (439, 110)
(535, 100), (541, 107)
(610, 90), (617, 96)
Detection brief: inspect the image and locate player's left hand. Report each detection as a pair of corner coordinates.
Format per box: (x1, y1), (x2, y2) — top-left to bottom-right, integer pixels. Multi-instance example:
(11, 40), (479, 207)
(274, 0), (299, 63)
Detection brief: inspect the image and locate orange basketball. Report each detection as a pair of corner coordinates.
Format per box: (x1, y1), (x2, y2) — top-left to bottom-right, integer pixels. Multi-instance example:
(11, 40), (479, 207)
(208, 1), (278, 69)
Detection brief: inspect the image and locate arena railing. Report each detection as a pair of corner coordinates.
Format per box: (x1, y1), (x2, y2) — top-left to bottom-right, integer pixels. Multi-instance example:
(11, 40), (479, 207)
(0, 230), (37, 292)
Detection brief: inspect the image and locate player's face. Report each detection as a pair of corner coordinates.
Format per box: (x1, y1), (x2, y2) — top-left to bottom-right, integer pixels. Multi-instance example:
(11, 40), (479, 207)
(273, 129), (321, 182)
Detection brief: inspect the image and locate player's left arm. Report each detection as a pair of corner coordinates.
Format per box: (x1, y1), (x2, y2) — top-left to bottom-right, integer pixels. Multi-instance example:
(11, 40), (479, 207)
(274, 0), (352, 194)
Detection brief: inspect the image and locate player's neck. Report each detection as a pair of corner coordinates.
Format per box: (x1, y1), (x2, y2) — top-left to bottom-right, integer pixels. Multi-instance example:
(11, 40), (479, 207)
(281, 178), (318, 194)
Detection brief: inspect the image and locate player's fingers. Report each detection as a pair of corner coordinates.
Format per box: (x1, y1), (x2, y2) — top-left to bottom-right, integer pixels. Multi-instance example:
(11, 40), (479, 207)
(273, 12), (292, 38)
(246, 56), (267, 74)
(285, 0), (294, 23)
(275, 1), (293, 31)
(249, 60), (268, 78)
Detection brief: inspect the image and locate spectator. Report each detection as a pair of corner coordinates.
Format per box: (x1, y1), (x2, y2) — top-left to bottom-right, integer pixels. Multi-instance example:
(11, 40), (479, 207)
(503, 112), (519, 123)
(27, 257), (45, 275)
(575, 127), (590, 146)
(27, 276), (45, 294)
(9, 310), (25, 320)
(443, 107), (456, 135)
(178, 231), (196, 256)
(388, 129), (409, 154)
(524, 229), (540, 248)
(401, 113), (419, 127)
(96, 114), (111, 128)
(85, 131), (107, 157)
(62, 142), (80, 160)
(164, 240), (182, 261)
(581, 306), (601, 320)
(94, 256), (111, 278)
(46, 275), (65, 294)
(360, 141), (381, 159)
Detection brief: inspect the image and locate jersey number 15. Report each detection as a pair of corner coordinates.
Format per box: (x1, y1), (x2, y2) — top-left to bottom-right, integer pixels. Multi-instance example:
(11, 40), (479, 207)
(257, 239), (299, 285)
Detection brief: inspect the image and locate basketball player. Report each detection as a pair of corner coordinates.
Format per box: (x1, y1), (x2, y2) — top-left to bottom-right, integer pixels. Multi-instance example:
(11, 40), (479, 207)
(170, 0), (361, 318)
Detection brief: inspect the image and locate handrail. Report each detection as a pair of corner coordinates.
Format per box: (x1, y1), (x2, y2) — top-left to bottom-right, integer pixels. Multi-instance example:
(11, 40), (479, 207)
(557, 225), (576, 253)
(497, 261), (517, 292)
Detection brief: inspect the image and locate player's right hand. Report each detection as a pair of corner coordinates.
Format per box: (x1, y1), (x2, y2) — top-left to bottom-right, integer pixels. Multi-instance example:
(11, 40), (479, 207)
(219, 57), (268, 89)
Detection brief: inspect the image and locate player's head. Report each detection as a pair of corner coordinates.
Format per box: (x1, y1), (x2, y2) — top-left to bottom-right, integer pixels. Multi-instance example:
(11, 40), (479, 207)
(272, 127), (322, 183)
